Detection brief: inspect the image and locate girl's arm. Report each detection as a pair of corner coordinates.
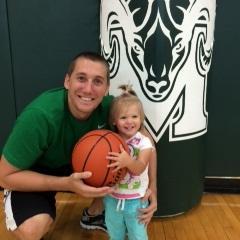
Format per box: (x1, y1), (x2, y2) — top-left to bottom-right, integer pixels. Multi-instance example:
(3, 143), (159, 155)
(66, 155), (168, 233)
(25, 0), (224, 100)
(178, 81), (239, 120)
(107, 145), (152, 175)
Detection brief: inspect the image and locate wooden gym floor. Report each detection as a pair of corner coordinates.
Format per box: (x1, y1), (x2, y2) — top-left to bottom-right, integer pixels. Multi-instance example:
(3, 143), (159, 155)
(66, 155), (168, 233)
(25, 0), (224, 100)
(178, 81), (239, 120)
(1, 191), (240, 240)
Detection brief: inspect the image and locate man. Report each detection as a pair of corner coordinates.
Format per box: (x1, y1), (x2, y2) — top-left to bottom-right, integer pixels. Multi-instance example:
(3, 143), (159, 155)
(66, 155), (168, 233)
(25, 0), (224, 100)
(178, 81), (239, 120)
(0, 52), (157, 240)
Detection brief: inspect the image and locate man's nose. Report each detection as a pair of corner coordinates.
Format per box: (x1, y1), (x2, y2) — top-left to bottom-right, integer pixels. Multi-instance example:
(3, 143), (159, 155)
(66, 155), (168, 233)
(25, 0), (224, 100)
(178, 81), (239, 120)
(83, 80), (93, 92)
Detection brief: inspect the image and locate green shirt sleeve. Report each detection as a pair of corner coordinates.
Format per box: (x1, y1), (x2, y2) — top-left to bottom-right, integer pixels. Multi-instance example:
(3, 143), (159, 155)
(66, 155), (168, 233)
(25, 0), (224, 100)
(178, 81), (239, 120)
(2, 108), (51, 169)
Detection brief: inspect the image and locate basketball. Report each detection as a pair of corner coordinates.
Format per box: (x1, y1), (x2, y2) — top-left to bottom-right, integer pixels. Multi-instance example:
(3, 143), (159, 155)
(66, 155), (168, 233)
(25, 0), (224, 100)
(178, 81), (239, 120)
(72, 129), (128, 187)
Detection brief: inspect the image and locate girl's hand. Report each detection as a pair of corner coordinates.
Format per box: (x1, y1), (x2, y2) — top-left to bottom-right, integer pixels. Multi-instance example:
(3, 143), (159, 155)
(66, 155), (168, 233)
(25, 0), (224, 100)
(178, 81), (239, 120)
(106, 145), (131, 172)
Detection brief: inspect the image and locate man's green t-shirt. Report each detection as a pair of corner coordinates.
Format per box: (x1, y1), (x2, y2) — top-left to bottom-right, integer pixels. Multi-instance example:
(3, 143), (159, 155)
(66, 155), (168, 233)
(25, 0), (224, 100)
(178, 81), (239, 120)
(2, 88), (113, 170)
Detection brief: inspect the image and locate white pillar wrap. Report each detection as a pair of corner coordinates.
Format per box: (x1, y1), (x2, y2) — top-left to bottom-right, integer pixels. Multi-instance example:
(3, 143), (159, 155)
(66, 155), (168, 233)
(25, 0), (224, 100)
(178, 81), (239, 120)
(100, 0), (216, 143)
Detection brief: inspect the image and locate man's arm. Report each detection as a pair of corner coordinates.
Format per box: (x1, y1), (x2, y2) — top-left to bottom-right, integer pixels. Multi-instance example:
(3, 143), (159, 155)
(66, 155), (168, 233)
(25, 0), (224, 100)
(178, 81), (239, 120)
(138, 128), (158, 225)
(0, 155), (113, 198)
(138, 148), (157, 225)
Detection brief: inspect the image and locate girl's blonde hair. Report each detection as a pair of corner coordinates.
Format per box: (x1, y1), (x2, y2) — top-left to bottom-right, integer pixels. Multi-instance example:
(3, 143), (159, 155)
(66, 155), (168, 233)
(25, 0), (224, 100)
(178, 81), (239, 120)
(109, 85), (145, 131)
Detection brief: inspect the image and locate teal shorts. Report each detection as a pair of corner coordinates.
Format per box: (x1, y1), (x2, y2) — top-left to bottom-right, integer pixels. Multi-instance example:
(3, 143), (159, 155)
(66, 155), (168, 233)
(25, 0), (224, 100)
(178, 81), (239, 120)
(104, 195), (148, 240)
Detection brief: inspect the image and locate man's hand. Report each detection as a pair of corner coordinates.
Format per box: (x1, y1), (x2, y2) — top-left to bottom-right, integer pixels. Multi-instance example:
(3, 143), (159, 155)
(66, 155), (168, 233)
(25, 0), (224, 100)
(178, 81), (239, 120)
(69, 172), (113, 198)
(138, 188), (157, 226)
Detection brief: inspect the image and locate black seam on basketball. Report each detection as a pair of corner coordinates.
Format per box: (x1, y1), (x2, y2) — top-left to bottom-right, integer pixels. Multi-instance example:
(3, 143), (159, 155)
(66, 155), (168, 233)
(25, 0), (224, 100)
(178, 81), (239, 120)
(72, 134), (105, 173)
(102, 132), (127, 186)
(81, 134), (107, 172)
(77, 131), (112, 187)
(72, 130), (126, 187)
(100, 132), (114, 186)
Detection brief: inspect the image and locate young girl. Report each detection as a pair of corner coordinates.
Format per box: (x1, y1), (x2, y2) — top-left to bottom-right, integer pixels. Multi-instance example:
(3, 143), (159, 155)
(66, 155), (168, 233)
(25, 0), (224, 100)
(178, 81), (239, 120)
(104, 85), (154, 240)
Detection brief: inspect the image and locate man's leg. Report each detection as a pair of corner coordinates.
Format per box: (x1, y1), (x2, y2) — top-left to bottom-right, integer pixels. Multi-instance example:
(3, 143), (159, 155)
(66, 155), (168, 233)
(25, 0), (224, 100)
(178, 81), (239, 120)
(80, 197), (107, 231)
(4, 190), (56, 240)
(86, 197), (104, 215)
(13, 213), (53, 240)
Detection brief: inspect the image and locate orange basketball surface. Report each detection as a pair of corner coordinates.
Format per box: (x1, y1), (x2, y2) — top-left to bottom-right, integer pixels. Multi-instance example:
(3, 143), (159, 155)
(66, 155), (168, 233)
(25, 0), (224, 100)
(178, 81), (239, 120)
(72, 129), (128, 187)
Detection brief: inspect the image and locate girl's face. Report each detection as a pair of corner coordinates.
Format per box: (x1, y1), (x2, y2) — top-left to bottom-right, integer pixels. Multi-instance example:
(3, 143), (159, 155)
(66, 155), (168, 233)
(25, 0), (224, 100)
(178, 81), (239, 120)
(113, 104), (142, 140)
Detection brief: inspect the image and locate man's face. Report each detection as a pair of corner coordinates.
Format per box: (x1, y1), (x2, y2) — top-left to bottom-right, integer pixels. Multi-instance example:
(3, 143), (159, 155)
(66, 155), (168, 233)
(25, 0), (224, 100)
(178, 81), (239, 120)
(64, 58), (109, 120)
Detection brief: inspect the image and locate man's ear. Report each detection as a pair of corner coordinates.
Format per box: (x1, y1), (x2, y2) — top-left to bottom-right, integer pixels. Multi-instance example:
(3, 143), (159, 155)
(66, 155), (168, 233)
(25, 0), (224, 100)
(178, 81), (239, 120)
(105, 86), (110, 96)
(64, 74), (70, 89)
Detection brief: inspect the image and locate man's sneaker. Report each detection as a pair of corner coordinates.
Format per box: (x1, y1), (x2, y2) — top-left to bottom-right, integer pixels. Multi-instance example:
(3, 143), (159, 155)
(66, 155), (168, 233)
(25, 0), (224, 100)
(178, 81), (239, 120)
(80, 208), (107, 232)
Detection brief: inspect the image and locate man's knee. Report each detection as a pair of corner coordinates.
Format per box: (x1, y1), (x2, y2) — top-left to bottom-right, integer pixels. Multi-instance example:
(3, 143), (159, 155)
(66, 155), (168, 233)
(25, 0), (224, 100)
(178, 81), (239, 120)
(13, 213), (53, 240)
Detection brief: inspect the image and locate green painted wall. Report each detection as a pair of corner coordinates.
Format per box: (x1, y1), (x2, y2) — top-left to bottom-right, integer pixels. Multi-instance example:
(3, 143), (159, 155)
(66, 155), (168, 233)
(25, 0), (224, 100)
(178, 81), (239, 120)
(205, 2), (240, 177)
(0, 0), (16, 151)
(0, 0), (100, 152)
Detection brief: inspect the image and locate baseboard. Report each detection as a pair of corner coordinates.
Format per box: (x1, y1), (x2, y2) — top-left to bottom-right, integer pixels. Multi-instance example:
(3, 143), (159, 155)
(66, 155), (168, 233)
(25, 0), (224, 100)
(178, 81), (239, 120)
(204, 177), (240, 193)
